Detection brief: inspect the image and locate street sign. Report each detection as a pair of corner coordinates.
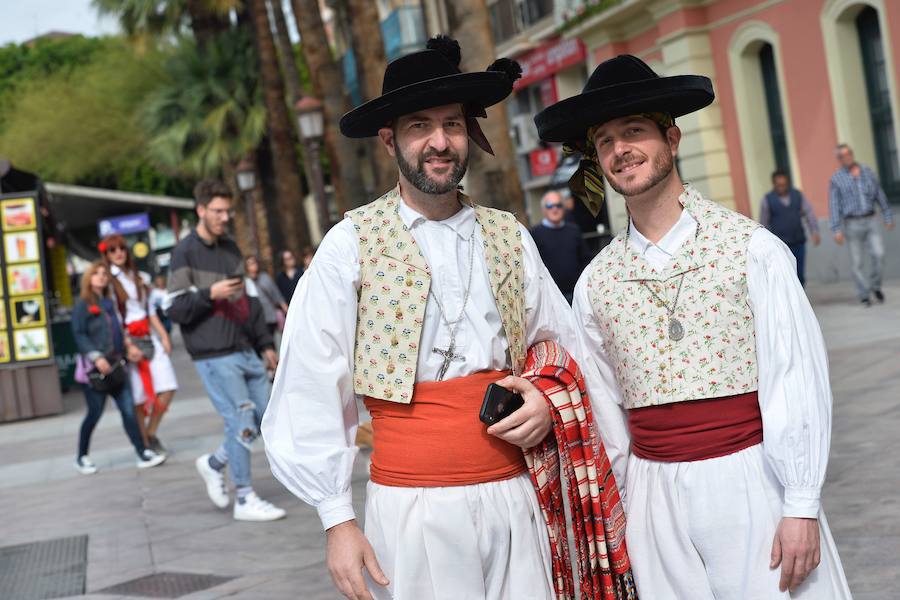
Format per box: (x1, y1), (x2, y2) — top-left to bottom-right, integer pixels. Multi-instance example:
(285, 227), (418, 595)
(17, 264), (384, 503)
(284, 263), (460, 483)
(98, 212), (150, 237)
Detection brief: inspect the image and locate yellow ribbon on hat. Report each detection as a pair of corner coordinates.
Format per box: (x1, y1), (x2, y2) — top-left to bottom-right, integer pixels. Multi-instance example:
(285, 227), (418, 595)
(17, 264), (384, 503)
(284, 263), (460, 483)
(562, 112), (674, 216)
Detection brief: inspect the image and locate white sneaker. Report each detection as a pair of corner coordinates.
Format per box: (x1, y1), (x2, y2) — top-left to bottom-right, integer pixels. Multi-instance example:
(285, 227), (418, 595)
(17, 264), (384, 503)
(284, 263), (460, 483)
(195, 454), (230, 509)
(137, 448), (167, 469)
(74, 455), (97, 475)
(233, 492), (286, 522)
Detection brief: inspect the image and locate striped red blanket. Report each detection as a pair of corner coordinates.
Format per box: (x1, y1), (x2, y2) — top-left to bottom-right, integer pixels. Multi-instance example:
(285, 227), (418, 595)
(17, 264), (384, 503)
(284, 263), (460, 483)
(523, 340), (636, 600)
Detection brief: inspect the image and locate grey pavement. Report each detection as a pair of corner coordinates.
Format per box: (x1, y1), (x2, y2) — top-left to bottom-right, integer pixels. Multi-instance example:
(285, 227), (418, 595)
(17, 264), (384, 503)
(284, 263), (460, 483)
(1, 280), (899, 599)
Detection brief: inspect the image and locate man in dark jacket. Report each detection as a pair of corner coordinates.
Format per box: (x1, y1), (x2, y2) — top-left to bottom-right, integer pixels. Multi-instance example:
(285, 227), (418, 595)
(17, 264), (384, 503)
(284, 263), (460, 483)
(166, 179), (285, 522)
(759, 169), (820, 286)
(529, 190), (591, 303)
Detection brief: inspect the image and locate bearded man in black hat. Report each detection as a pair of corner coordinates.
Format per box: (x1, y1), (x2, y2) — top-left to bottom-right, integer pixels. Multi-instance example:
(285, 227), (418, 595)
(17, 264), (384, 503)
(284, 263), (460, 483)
(263, 36), (581, 600)
(535, 55), (853, 599)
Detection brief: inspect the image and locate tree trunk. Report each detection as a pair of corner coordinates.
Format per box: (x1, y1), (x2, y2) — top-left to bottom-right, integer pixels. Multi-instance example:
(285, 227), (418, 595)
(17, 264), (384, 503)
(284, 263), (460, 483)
(345, 0), (396, 195)
(185, 0), (231, 47)
(290, 0), (369, 210)
(248, 0), (311, 254)
(269, 0), (303, 104)
(445, 0), (526, 219)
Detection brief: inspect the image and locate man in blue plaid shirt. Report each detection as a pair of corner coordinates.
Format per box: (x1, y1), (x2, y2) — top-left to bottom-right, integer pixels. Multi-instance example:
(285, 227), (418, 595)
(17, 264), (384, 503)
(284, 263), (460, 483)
(829, 144), (895, 306)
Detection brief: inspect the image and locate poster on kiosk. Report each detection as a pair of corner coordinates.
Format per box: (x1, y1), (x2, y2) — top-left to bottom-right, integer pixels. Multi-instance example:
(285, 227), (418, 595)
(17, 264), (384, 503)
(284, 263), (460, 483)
(0, 192), (53, 365)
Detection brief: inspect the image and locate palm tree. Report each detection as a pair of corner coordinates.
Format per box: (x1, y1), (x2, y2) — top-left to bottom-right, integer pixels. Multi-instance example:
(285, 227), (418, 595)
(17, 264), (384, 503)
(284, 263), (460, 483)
(344, 0), (396, 195)
(92, 0), (234, 47)
(140, 31), (272, 256)
(290, 0), (368, 210)
(247, 0), (311, 253)
(445, 0), (525, 216)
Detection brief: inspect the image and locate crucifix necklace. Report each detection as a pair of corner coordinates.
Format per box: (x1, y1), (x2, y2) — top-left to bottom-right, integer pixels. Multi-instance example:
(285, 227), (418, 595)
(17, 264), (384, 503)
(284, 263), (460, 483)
(641, 273), (686, 341)
(429, 230), (476, 380)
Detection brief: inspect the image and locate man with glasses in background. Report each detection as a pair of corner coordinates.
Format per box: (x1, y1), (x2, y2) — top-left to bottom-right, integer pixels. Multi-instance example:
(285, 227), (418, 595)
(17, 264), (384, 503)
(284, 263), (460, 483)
(165, 179), (285, 522)
(529, 189), (591, 303)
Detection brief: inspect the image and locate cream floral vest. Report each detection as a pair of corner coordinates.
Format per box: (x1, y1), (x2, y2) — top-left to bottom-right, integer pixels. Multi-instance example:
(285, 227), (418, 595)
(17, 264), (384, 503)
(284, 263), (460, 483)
(348, 186), (526, 404)
(586, 185), (759, 409)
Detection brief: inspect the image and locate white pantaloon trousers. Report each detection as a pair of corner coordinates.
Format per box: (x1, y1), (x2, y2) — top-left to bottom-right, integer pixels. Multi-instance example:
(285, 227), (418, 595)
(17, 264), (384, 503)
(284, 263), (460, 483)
(625, 444), (852, 599)
(363, 472), (554, 600)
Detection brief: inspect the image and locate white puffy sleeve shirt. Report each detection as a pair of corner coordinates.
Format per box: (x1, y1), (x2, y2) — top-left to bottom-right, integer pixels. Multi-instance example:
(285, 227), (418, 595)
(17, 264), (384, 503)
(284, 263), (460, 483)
(262, 201), (576, 530)
(572, 210), (832, 518)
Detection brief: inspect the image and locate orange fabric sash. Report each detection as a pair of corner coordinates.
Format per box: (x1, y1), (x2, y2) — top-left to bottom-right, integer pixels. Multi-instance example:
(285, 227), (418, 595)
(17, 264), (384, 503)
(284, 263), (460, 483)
(363, 370), (526, 487)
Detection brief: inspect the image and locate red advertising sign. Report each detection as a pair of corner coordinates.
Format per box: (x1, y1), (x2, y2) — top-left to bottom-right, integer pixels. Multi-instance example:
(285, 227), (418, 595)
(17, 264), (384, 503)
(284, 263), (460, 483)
(515, 38), (587, 89)
(529, 148), (559, 178)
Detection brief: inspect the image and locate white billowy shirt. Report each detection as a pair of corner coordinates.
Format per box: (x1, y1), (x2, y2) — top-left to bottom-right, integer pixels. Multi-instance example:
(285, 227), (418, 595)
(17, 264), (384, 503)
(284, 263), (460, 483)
(110, 264), (152, 325)
(572, 207), (832, 519)
(262, 199), (577, 530)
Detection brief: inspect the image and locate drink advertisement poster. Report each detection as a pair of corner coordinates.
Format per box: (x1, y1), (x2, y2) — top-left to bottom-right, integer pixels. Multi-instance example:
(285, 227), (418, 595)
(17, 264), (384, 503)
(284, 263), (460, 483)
(0, 194), (53, 365)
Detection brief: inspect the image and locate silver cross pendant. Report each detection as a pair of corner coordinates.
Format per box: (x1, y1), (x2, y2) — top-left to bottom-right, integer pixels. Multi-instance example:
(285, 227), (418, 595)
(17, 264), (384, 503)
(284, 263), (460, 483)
(432, 341), (465, 381)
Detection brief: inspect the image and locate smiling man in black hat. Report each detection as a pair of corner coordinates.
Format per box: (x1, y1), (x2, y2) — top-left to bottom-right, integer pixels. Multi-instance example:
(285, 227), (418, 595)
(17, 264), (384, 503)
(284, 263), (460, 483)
(535, 55), (852, 599)
(263, 36), (581, 600)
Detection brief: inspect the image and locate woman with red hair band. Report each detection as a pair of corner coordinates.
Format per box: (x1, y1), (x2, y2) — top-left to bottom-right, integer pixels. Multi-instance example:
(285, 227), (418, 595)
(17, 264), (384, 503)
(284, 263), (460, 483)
(100, 235), (178, 453)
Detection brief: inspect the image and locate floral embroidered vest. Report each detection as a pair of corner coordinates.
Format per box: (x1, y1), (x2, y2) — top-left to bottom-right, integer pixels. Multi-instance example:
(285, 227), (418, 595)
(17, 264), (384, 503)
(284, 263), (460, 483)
(586, 185), (759, 409)
(349, 186), (526, 404)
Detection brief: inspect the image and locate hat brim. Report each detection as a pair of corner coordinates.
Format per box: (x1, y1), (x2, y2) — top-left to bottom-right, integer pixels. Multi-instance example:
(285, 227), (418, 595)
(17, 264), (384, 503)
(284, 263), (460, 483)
(340, 71), (513, 138)
(534, 75), (714, 143)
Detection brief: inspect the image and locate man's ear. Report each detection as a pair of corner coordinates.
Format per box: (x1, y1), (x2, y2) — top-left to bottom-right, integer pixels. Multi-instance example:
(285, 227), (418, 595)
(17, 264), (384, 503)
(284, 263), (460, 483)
(378, 126), (397, 158)
(666, 125), (682, 157)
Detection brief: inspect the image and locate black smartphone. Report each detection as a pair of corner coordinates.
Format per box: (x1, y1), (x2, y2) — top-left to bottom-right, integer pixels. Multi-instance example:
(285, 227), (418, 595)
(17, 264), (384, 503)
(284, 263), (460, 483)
(479, 383), (524, 425)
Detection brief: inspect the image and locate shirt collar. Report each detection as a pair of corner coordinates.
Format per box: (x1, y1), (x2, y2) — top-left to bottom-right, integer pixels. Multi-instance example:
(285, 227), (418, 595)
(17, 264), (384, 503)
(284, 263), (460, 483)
(628, 207), (698, 258)
(398, 196), (476, 240)
(541, 218), (565, 229)
(109, 264), (123, 277)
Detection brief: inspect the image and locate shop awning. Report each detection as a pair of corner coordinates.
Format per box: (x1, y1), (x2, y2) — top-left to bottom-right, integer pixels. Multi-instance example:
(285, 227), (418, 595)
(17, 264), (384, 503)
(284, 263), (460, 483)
(45, 182), (193, 232)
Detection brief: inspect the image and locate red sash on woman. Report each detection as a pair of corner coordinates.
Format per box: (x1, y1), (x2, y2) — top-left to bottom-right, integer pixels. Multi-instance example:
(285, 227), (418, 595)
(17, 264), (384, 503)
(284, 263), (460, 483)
(126, 318), (158, 412)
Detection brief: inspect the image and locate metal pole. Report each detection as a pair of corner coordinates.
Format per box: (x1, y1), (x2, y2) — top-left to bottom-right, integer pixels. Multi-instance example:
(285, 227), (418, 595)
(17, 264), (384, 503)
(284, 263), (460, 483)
(308, 138), (331, 238)
(245, 189), (260, 257)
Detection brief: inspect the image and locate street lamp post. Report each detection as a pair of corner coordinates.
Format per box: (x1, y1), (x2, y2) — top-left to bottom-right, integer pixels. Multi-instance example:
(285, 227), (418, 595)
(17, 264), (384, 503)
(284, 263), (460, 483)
(235, 158), (260, 258)
(294, 96), (331, 238)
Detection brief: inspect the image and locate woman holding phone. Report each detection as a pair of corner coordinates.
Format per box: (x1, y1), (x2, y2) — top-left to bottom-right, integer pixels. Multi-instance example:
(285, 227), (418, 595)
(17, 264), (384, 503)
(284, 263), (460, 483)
(71, 261), (166, 473)
(101, 234), (178, 453)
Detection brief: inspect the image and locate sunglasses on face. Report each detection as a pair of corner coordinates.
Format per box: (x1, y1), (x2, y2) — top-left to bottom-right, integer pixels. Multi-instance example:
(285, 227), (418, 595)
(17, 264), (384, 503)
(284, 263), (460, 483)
(545, 203), (564, 209)
(106, 245), (127, 253)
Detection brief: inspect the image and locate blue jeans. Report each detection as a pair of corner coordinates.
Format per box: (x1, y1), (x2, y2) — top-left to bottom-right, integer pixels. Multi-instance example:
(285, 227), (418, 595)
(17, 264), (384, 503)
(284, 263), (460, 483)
(787, 241), (806, 286)
(194, 349), (271, 487)
(78, 383), (145, 457)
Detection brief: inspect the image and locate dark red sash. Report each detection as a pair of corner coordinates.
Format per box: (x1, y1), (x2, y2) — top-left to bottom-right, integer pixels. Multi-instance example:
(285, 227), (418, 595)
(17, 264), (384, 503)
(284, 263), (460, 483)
(627, 391), (763, 462)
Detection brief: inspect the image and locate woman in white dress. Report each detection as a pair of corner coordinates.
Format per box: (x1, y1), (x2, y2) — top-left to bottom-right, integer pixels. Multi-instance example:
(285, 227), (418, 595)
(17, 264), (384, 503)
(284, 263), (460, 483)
(101, 234), (178, 453)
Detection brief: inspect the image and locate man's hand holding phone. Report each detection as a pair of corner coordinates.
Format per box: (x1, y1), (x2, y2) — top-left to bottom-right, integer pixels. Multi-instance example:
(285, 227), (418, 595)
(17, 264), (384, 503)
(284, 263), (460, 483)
(485, 375), (552, 449)
(210, 275), (244, 300)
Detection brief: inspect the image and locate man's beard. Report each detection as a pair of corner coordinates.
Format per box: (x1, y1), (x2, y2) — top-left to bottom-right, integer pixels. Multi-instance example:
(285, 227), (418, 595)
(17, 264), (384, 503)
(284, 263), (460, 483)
(607, 145), (674, 197)
(396, 147), (468, 195)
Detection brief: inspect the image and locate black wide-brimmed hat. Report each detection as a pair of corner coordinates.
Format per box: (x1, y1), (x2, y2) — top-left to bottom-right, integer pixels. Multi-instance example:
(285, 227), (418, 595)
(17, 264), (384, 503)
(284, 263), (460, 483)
(339, 36), (521, 153)
(534, 55), (714, 144)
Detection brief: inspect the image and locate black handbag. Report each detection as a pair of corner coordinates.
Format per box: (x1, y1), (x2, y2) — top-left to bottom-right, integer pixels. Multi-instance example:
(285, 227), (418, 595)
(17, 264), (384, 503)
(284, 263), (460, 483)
(88, 358), (128, 394)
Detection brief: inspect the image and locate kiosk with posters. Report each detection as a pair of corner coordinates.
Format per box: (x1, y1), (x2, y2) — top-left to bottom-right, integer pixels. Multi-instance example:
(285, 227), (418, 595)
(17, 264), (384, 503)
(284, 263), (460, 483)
(0, 192), (63, 421)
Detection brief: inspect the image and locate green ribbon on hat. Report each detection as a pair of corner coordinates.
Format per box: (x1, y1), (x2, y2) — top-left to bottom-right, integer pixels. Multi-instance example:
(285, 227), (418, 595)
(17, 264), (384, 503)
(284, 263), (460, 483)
(562, 112), (675, 216)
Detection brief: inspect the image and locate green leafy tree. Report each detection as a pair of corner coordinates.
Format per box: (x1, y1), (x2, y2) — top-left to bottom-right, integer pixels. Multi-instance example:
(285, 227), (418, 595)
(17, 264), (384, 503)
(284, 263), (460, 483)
(140, 30), (266, 177)
(0, 39), (166, 187)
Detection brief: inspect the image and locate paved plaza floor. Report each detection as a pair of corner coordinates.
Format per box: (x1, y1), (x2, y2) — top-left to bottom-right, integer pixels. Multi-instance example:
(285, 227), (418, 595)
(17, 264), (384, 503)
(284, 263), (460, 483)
(0, 281), (897, 599)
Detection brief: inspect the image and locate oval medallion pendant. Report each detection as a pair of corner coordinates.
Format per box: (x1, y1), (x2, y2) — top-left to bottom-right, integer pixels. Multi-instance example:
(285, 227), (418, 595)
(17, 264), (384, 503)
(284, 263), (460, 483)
(668, 317), (685, 341)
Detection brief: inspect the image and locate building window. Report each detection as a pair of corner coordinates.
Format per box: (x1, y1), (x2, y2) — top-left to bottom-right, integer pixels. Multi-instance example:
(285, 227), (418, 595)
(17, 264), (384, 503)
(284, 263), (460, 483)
(489, 0), (519, 44)
(759, 43), (791, 180)
(857, 6), (900, 201)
